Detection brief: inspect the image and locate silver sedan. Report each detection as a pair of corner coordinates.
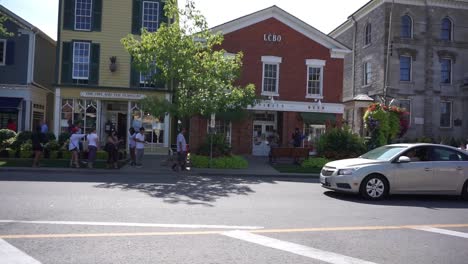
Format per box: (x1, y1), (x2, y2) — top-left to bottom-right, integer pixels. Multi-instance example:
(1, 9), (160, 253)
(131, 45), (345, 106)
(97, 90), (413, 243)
(320, 143), (468, 200)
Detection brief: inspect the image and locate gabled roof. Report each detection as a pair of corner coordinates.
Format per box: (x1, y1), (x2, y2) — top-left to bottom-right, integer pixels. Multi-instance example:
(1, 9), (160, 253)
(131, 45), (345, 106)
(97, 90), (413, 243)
(0, 4), (55, 45)
(210, 5), (350, 58)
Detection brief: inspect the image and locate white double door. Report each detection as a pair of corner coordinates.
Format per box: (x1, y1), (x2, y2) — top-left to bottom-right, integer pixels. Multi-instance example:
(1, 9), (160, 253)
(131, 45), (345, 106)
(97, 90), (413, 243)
(252, 121), (276, 156)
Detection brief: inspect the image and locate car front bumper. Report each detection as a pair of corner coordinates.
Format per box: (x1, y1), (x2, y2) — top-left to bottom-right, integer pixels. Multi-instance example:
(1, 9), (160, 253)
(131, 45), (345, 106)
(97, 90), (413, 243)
(320, 174), (360, 194)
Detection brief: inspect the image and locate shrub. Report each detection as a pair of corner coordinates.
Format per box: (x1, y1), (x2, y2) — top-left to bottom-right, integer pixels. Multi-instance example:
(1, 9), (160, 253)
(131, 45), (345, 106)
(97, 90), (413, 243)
(45, 140), (61, 151)
(11, 131), (32, 150)
(45, 132), (56, 141)
(301, 157), (330, 169)
(50, 151), (59, 159)
(61, 151), (72, 160)
(197, 133), (232, 157)
(20, 150), (32, 159)
(58, 132), (71, 147)
(20, 140), (32, 152)
(191, 155), (248, 169)
(96, 151), (107, 160)
(0, 129), (16, 149)
(317, 128), (366, 160)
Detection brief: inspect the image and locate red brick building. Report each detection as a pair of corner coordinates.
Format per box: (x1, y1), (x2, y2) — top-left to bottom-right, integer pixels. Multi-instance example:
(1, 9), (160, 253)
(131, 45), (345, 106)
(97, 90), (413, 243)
(190, 6), (350, 155)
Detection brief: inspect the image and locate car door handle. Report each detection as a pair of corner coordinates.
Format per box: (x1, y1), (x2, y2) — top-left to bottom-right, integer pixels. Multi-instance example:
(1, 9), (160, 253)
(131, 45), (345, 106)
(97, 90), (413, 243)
(457, 167), (463, 171)
(424, 168), (432, 172)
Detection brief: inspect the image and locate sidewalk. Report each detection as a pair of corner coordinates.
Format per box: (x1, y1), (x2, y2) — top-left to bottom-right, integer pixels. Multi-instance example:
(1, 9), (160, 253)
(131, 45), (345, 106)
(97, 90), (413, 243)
(121, 155), (319, 178)
(0, 155), (319, 178)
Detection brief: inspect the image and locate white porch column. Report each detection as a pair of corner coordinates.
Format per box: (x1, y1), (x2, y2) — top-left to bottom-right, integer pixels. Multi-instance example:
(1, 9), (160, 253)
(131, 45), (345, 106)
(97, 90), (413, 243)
(24, 100), (32, 131)
(54, 88), (61, 136)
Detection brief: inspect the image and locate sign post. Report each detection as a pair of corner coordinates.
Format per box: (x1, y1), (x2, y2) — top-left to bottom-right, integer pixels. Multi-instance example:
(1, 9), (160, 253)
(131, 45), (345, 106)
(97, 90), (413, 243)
(209, 113), (215, 168)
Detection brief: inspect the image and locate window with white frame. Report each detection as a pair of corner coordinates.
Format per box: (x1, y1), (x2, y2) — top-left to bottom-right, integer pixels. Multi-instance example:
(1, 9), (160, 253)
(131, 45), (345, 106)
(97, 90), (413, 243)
(400, 55), (411, 81)
(0, 40), (5, 65)
(305, 59), (325, 98)
(74, 0), (92, 31)
(142, 1), (160, 32)
(441, 58), (452, 84)
(207, 119), (232, 145)
(363, 62), (372, 85)
(72, 42), (90, 80)
(440, 101), (452, 128)
(261, 56), (281, 95)
(140, 69), (157, 87)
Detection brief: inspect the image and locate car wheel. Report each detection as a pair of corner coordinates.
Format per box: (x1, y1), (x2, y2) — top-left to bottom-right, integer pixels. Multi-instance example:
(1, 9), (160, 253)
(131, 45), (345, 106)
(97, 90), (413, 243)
(360, 174), (389, 200)
(462, 180), (468, 200)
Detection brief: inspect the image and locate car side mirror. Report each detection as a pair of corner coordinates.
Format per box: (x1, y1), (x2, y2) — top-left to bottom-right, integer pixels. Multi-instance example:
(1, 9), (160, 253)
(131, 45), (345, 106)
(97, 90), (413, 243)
(398, 156), (411, 163)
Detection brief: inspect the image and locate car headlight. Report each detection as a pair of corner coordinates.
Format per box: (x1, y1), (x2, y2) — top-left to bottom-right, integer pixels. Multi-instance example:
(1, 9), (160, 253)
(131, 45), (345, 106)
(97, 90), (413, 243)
(337, 168), (360, 175)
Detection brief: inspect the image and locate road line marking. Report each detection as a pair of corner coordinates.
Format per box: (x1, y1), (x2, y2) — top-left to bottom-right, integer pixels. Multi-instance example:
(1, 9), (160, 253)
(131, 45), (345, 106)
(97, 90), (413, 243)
(412, 227), (468, 239)
(2, 223), (468, 240)
(223, 230), (378, 264)
(0, 238), (42, 264)
(0, 220), (263, 230)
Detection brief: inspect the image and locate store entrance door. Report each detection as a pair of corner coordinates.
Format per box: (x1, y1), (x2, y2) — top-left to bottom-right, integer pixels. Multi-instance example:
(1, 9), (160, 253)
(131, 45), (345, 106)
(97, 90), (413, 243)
(252, 121), (276, 156)
(101, 101), (128, 144)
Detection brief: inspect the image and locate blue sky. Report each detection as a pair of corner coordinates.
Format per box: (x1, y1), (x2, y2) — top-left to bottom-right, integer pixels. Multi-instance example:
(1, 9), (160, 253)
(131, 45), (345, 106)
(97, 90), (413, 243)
(1, 0), (370, 40)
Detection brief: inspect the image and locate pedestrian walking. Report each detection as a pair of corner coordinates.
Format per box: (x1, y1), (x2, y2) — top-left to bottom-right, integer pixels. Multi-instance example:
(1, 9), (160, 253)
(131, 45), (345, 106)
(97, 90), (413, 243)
(172, 128), (187, 171)
(87, 128), (99, 168)
(68, 127), (86, 168)
(105, 130), (119, 169)
(31, 125), (47, 167)
(128, 127), (136, 166)
(135, 127), (146, 168)
(292, 128), (304, 165)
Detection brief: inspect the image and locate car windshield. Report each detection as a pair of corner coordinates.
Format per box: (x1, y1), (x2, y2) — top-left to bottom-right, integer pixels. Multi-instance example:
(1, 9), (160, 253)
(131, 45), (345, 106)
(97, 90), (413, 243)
(360, 146), (408, 161)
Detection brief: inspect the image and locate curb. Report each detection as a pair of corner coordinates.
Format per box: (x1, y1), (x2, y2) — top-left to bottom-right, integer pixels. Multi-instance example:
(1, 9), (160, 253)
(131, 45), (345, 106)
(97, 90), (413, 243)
(0, 166), (320, 179)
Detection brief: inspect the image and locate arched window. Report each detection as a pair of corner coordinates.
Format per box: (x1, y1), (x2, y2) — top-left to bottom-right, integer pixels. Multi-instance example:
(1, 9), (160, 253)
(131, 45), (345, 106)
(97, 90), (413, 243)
(441, 17), (452, 41)
(401, 15), (412, 38)
(365, 23), (372, 45)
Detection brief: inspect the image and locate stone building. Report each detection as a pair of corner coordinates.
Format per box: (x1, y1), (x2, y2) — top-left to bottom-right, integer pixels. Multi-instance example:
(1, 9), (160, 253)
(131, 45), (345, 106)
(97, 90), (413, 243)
(330, 0), (468, 141)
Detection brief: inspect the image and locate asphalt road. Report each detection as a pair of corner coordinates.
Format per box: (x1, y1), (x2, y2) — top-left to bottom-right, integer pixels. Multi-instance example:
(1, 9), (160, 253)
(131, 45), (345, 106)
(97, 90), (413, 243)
(0, 170), (467, 264)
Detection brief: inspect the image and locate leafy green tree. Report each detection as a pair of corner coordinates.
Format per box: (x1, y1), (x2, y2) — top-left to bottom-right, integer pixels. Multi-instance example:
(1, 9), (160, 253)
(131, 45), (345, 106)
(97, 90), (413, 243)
(121, 0), (256, 118)
(0, 14), (13, 37)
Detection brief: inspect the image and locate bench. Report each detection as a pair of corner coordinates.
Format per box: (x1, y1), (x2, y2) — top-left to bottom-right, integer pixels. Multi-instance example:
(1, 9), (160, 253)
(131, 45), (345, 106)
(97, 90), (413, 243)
(270, 147), (309, 163)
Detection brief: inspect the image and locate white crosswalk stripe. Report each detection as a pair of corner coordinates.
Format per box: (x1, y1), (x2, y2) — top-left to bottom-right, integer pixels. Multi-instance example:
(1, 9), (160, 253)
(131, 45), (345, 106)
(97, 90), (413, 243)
(223, 230), (378, 264)
(412, 226), (468, 239)
(0, 239), (42, 264)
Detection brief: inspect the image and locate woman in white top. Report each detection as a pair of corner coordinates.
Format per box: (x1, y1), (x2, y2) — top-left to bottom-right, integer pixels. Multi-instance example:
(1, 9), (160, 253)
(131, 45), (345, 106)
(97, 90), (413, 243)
(68, 127), (86, 168)
(86, 128), (99, 168)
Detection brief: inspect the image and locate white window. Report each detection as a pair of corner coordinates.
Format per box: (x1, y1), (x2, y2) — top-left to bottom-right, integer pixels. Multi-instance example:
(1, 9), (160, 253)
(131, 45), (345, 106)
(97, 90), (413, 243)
(0, 39), (5, 65)
(75, 0), (92, 31)
(207, 119), (232, 145)
(261, 56), (281, 96)
(440, 101), (452, 128)
(363, 62), (372, 85)
(72, 42), (90, 80)
(140, 69), (157, 87)
(142, 1), (160, 32)
(441, 58), (452, 84)
(305, 59), (325, 98)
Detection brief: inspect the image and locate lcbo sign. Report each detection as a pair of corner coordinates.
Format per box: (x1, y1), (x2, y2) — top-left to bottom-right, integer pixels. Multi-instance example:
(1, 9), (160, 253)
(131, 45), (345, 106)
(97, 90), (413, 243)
(263, 33), (282, 42)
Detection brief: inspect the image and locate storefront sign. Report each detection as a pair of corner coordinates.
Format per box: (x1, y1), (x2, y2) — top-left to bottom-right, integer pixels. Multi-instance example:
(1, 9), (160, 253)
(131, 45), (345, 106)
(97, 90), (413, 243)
(80, 92), (146, 100)
(264, 33), (282, 42)
(248, 100), (344, 114)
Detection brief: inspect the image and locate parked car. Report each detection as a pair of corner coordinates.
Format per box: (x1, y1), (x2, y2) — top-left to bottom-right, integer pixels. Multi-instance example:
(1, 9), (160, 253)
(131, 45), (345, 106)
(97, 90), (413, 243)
(320, 143), (468, 200)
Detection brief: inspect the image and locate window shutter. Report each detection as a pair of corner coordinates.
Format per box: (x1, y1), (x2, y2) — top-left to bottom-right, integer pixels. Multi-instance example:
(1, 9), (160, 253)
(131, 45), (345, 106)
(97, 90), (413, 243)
(61, 42), (72, 83)
(132, 0), (142, 34)
(63, 0), (75, 30)
(159, 1), (168, 25)
(89, 43), (100, 85)
(5, 40), (15, 65)
(92, 0), (102, 31)
(130, 57), (140, 87)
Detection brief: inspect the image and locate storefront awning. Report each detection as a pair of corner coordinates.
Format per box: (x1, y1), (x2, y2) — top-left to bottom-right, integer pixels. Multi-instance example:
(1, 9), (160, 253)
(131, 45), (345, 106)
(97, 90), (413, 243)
(300, 112), (336, 124)
(0, 97), (22, 112)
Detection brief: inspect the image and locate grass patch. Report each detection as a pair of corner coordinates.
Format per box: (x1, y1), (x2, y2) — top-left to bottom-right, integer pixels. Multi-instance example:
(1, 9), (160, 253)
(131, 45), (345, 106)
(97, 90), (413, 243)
(0, 158), (126, 169)
(272, 164), (322, 174)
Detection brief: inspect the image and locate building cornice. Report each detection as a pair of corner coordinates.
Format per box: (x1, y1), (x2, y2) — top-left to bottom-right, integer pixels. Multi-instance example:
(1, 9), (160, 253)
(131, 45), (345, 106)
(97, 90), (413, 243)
(329, 0), (468, 37)
(211, 5), (351, 58)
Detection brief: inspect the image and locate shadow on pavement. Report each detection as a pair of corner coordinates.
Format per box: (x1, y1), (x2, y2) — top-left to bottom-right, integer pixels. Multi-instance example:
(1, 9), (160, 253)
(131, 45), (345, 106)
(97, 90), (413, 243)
(324, 191), (468, 209)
